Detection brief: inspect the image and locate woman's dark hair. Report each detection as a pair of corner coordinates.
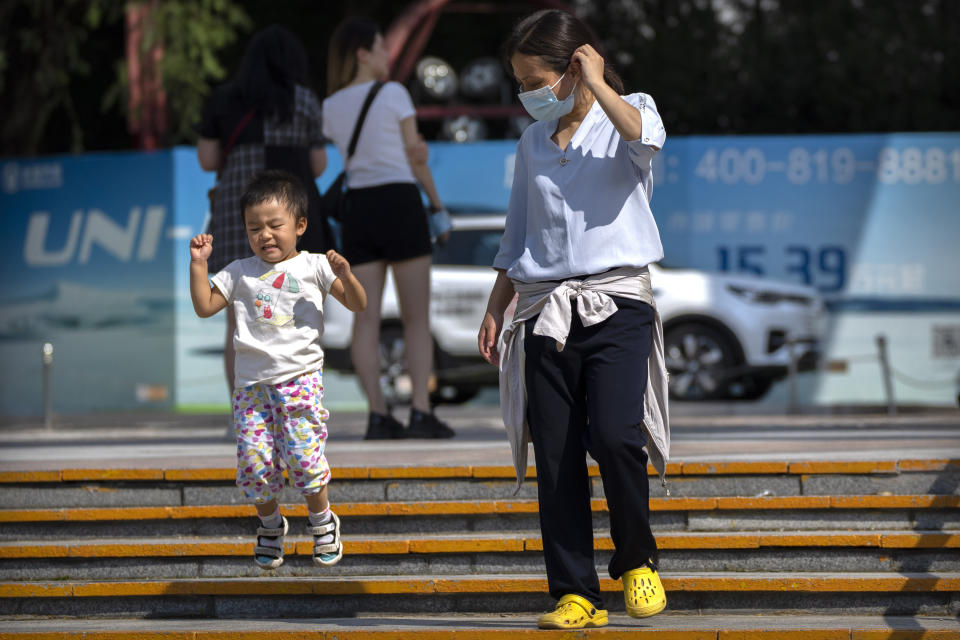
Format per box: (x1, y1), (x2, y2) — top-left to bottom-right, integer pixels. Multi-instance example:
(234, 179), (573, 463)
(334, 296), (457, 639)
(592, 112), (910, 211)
(232, 25), (309, 121)
(327, 18), (380, 95)
(502, 9), (624, 94)
(240, 170), (308, 224)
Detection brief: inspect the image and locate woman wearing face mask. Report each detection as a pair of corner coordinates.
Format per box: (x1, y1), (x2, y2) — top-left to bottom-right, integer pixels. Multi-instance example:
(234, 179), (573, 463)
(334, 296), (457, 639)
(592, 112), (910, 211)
(477, 9), (670, 630)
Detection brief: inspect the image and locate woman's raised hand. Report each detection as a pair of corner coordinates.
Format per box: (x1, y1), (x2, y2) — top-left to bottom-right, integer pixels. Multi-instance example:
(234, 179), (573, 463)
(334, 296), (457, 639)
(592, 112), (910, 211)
(571, 44), (605, 92)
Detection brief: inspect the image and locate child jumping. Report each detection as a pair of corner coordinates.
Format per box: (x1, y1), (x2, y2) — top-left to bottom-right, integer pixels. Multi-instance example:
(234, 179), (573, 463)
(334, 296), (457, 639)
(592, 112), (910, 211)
(189, 169), (366, 569)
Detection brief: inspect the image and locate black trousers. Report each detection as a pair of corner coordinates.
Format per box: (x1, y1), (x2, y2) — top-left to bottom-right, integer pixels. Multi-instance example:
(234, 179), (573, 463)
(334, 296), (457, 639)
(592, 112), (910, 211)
(524, 296), (658, 608)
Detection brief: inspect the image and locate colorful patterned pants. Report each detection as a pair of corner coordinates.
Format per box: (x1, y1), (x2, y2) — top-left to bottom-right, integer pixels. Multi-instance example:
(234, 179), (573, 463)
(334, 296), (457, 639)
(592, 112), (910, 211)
(233, 370), (331, 503)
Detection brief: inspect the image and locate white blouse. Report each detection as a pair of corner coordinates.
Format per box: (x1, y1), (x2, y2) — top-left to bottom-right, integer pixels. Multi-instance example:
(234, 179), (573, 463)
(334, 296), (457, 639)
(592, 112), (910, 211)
(493, 92), (667, 282)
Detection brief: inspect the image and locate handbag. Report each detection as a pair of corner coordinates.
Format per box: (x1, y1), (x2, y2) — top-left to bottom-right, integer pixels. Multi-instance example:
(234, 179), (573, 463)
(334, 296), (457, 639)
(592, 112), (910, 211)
(320, 81), (385, 222)
(207, 109), (256, 211)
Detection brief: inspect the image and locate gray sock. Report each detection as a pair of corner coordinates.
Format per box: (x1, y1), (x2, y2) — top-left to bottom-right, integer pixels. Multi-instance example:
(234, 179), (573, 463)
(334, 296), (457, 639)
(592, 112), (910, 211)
(258, 507), (283, 549)
(309, 508), (334, 545)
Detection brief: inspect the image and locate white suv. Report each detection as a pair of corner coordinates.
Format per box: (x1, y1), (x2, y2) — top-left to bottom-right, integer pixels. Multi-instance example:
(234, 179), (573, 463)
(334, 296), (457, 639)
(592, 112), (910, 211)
(321, 214), (825, 404)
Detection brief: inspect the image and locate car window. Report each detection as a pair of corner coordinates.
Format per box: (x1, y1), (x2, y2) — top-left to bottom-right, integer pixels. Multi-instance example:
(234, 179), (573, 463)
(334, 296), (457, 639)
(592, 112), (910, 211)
(433, 229), (503, 267)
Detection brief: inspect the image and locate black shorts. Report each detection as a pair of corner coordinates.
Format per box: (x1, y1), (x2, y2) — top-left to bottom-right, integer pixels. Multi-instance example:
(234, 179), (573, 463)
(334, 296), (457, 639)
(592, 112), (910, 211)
(341, 182), (432, 265)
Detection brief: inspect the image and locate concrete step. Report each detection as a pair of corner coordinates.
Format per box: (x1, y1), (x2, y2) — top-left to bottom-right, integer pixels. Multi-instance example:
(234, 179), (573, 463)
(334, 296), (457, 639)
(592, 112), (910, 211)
(2, 531), (958, 580)
(3, 495), (958, 540)
(2, 459), (957, 508)
(2, 573), (958, 617)
(2, 614), (959, 638)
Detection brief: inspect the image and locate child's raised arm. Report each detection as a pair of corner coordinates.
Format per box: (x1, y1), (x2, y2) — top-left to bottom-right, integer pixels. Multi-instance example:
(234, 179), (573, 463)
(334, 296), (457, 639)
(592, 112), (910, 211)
(189, 234), (228, 317)
(326, 250), (366, 313)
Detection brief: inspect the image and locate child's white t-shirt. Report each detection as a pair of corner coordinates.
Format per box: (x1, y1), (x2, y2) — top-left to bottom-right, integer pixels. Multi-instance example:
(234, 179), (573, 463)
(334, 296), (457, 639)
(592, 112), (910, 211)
(211, 251), (338, 389)
(322, 80), (417, 189)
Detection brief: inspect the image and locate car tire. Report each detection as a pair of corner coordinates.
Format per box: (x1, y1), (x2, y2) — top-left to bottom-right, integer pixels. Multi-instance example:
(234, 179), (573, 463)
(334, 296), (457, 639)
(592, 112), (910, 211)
(379, 324), (476, 409)
(664, 322), (739, 401)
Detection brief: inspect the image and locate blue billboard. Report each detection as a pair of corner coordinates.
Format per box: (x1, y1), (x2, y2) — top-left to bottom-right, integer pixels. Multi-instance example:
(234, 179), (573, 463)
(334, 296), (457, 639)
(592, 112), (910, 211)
(649, 134), (960, 405)
(2, 133), (958, 415)
(651, 134), (959, 303)
(1, 152), (177, 414)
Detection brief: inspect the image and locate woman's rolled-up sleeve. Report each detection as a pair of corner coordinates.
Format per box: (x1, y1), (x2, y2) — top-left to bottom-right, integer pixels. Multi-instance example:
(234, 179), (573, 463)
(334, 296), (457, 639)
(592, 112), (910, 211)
(623, 93), (666, 200)
(492, 140), (528, 272)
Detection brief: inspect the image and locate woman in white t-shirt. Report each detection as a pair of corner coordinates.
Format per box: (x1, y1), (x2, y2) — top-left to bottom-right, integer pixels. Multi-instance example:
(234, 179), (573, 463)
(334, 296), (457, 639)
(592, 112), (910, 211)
(323, 18), (453, 440)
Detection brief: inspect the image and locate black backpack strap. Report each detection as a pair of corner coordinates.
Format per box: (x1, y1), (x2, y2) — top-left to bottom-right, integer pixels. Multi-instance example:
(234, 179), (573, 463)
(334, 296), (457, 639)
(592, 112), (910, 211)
(346, 81), (385, 162)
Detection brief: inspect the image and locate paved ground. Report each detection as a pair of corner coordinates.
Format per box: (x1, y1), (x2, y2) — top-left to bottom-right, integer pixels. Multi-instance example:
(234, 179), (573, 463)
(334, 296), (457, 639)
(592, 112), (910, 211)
(2, 407), (958, 634)
(6, 614), (960, 634)
(1, 404), (957, 471)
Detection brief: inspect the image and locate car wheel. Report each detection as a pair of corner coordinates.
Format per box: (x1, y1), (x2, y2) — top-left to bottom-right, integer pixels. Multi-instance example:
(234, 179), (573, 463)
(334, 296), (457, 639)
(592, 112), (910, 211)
(664, 323), (739, 401)
(378, 324), (411, 410)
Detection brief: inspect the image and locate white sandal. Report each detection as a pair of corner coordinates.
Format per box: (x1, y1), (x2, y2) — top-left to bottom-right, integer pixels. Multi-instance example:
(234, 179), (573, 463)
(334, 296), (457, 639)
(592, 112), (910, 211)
(310, 511), (342, 567)
(254, 515), (288, 570)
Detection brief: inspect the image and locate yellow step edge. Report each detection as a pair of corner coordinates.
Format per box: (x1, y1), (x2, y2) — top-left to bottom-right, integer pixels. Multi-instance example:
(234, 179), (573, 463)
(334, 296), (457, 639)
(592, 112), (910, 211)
(2, 532), (955, 560)
(2, 574), (957, 598)
(852, 633), (959, 640)
(829, 495), (960, 509)
(0, 631), (938, 640)
(1, 630), (958, 640)
(3, 458), (955, 484)
(790, 461), (899, 475)
(681, 461), (789, 475)
(2, 494), (957, 524)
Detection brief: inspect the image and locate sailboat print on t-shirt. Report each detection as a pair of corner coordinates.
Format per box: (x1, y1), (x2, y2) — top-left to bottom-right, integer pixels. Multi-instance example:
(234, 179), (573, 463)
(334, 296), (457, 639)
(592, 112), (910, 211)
(253, 270), (300, 327)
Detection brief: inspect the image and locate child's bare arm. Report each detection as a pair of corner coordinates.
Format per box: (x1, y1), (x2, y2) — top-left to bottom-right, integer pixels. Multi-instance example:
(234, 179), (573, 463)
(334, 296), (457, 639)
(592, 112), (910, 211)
(189, 234), (228, 317)
(326, 250), (366, 312)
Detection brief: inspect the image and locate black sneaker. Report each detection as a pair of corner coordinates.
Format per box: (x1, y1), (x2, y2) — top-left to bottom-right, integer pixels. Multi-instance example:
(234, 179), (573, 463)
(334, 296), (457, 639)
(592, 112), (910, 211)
(364, 412), (406, 440)
(406, 408), (455, 439)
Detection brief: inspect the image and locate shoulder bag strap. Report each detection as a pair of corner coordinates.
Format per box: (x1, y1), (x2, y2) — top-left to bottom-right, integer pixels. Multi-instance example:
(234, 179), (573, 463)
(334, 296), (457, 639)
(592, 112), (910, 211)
(217, 109), (256, 180)
(345, 81), (385, 165)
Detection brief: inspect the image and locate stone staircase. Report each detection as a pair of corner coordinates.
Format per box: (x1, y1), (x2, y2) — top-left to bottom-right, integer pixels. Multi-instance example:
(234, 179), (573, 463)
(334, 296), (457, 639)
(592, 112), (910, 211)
(1, 459), (958, 636)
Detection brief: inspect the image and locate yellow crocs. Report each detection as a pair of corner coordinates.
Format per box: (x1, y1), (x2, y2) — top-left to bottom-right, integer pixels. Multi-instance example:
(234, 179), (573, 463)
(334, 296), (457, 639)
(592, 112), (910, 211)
(623, 565), (667, 618)
(537, 593), (608, 629)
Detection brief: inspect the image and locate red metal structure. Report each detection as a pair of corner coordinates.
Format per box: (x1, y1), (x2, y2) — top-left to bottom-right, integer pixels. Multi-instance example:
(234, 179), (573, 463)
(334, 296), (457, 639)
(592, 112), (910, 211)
(384, 0), (574, 121)
(125, 0), (166, 150)
(124, 0), (576, 148)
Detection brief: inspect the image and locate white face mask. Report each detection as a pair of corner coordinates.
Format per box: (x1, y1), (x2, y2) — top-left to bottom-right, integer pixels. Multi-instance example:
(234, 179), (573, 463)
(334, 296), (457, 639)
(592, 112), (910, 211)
(517, 73), (576, 121)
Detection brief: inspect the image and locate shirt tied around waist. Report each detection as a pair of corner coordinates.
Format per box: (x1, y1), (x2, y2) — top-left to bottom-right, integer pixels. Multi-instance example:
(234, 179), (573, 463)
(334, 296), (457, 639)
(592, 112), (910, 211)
(497, 265), (671, 493)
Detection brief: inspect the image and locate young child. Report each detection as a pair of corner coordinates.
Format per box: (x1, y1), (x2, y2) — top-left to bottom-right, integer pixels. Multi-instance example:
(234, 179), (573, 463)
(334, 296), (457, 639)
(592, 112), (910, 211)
(190, 169), (366, 570)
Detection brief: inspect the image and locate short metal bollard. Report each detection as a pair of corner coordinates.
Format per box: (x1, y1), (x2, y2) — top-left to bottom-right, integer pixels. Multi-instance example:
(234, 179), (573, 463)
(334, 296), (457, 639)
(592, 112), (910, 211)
(875, 334), (896, 416)
(42, 342), (54, 429)
(786, 338), (799, 414)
